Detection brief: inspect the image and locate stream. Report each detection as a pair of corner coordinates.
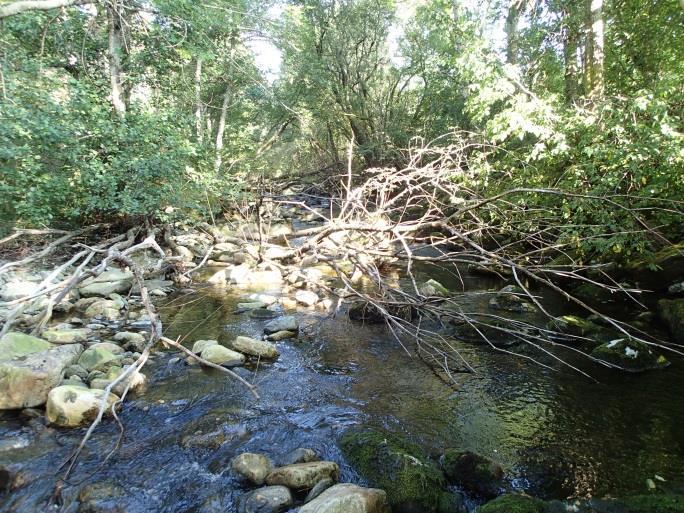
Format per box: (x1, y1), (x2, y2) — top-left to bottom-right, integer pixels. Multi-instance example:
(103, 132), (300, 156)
(1, 231), (684, 512)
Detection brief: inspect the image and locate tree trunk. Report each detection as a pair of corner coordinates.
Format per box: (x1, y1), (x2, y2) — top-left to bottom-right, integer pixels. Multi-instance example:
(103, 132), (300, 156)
(584, 0), (604, 97)
(107, 2), (126, 116)
(562, 6), (580, 104)
(505, 0), (523, 65)
(194, 58), (203, 143)
(214, 86), (231, 174)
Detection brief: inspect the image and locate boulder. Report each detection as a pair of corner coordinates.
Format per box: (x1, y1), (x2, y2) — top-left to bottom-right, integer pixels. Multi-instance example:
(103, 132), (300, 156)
(340, 429), (445, 513)
(78, 269), (134, 297)
(200, 345), (246, 367)
(84, 299), (122, 320)
(0, 331), (53, 360)
(230, 336), (279, 359)
(488, 285), (536, 313)
(78, 346), (120, 372)
(658, 299), (684, 344)
(591, 339), (669, 372)
(265, 461), (339, 491)
(64, 364), (89, 380)
(264, 316), (299, 335)
(237, 486), (293, 513)
(441, 450), (504, 499)
(231, 453), (274, 485)
(230, 265), (283, 286)
(89, 366), (146, 396)
(46, 385), (119, 427)
(295, 290), (319, 307)
(300, 484), (390, 513)
(42, 328), (90, 344)
(0, 280), (40, 302)
(249, 308), (280, 320)
(418, 279), (449, 298)
(248, 294), (278, 306)
(192, 339), (219, 354)
(0, 344), (83, 409)
(112, 331), (145, 348)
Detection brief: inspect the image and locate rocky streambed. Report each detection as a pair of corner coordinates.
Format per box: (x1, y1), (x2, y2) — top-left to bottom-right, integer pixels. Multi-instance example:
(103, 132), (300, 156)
(2, 204), (684, 513)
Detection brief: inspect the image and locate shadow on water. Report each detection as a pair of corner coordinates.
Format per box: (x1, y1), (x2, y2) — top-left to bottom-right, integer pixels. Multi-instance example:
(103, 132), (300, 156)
(2, 273), (684, 512)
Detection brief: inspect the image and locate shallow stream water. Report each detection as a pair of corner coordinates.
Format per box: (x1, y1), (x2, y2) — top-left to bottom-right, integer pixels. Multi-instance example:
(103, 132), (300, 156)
(2, 263), (684, 512)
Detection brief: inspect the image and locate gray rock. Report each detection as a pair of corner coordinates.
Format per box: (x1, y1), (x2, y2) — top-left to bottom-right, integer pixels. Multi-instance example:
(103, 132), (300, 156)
(230, 336), (279, 359)
(42, 328), (90, 344)
(299, 484), (390, 513)
(237, 486), (292, 513)
(84, 299), (122, 320)
(200, 345), (246, 367)
(235, 302), (267, 313)
(265, 461), (339, 490)
(231, 453), (274, 485)
(46, 385), (119, 427)
(0, 280), (40, 302)
(265, 330), (297, 342)
(305, 478), (335, 503)
(64, 364), (89, 380)
(0, 332), (53, 360)
(488, 285), (536, 313)
(295, 290), (319, 307)
(112, 331), (146, 352)
(78, 346), (120, 372)
(249, 308), (280, 320)
(192, 339), (218, 354)
(280, 447), (319, 466)
(0, 344), (83, 409)
(78, 269), (134, 297)
(263, 316), (299, 335)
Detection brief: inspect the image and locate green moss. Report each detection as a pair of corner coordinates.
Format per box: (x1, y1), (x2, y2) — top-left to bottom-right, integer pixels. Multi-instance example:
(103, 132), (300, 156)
(548, 315), (606, 338)
(477, 494), (546, 513)
(659, 299), (684, 344)
(0, 332), (53, 361)
(442, 450), (504, 499)
(616, 494), (684, 513)
(340, 428), (445, 513)
(591, 338), (668, 372)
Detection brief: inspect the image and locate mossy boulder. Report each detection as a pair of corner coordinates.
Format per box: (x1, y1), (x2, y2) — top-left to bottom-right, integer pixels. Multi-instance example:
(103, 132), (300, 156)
(477, 494), (546, 513)
(625, 243), (684, 291)
(571, 282), (619, 304)
(591, 339), (668, 372)
(419, 279), (449, 298)
(0, 332), (53, 361)
(340, 429), (445, 513)
(441, 450), (504, 499)
(489, 286), (536, 313)
(658, 299), (684, 344)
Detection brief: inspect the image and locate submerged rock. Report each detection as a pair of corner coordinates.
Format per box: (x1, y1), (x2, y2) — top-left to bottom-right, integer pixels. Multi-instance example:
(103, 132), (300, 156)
(231, 453), (274, 485)
(279, 447), (319, 466)
(249, 308), (280, 320)
(231, 336), (279, 359)
(235, 301), (267, 313)
(77, 480), (126, 513)
(300, 483), (390, 513)
(441, 450), (504, 499)
(265, 461), (339, 491)
(46, 385), (119, 427)
(236, 486), (293, 513)
(340, 429), (445, 513)
(0, 343), (83, 409)
(264, 316), (299, 334)
(591, 339), (668, 372)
